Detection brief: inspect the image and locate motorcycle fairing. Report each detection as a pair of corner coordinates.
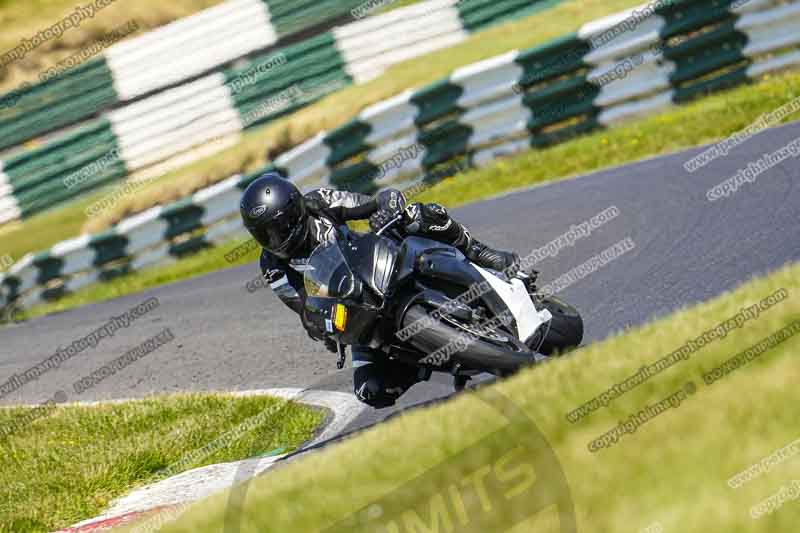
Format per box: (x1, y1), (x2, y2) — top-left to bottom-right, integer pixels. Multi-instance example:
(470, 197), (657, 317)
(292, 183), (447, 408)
(339, 233), (399, 296)
(408, 244), (521, 339)
(473, 265), (552, 342)
(304, 296), (381, 346)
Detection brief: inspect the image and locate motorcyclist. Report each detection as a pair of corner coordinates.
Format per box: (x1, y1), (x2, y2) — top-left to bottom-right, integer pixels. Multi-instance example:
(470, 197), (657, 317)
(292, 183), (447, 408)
(240, 172), (520, 408)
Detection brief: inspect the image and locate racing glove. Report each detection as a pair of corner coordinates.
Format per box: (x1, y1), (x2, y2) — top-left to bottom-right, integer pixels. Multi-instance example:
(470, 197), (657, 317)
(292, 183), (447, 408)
(368, 189), (407, 233)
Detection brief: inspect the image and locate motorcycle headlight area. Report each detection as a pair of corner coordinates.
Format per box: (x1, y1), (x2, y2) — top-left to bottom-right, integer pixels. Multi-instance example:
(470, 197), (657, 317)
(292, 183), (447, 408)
(305, 298), (350, 335)
(305, 266), (357, 298)
(305, 297), (379, 344)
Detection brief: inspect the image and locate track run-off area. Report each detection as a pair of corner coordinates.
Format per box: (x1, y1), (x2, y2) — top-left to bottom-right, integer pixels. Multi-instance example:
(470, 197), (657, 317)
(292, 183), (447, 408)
(1, 120), (798, 527)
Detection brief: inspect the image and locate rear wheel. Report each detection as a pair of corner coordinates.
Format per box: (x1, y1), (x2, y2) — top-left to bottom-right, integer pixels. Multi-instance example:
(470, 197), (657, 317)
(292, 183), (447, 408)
(400, 304), (537, 374)
(535, 295), (583, 355)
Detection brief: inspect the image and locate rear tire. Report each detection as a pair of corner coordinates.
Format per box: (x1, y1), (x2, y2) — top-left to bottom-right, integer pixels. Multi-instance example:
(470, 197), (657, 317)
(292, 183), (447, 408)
(536, 295), (583, 355)
(400, 304), (536, 374)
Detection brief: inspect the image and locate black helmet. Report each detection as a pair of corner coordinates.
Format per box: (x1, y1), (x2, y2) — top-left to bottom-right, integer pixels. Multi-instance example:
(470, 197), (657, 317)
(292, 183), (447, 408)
(240, 173), (307, 258)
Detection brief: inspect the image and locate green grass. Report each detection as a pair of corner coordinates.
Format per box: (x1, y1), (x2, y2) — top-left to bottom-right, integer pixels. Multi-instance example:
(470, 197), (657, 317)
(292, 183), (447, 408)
(14, 69), (800, 322)
(0, 392), (323, 533)
(372, 0), (426, 15)
(157, 262), (800, 533)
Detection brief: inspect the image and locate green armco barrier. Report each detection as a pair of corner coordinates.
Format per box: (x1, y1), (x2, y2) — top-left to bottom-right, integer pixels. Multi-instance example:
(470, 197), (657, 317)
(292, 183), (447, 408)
(238, 75), (352, 130)
(262, 0), (796, 207)
(170, 235), (211, 257)
(669, 33), (750, 85)
(514, 34), (590, 87)
(8, 137), (117, 193)
(529, 117), (600, 148)
(411, 80), (464, 125)
(664, 19), (745, 60)
(523, 75), (593, 107)
(90, 231), (130, 266)
(657, 0), (743, 38)
(160, 199), (207, 240)
(0, 0), (364, 155)
(458, 0), (556, 32)
(1, 276), (21, 302)
(528, 96), (598, 131)
(325, 120), (373, 166)
(30, 251), (64, 286)
(264, 0), (364, 36)
(19, 162), (127, 218)
(227, 32), (350, 121)
(1, 89), (117, 157)
(0, 59), (117, 152)
(672, 65), (752, 103)
(0, 57), (110, 122)
(230, 53), (349, 109)
(329, 160), (381, 194)
(2, 119), (111, 170)
(419, 121), (473, 168)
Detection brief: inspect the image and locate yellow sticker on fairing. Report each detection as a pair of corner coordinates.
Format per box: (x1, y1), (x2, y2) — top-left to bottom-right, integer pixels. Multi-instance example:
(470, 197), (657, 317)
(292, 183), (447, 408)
(334, 303), (348, 332)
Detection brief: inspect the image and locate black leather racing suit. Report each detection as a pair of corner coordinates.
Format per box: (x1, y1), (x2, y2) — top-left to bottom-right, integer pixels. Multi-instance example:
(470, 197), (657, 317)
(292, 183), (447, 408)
(260, 187), (517, 408)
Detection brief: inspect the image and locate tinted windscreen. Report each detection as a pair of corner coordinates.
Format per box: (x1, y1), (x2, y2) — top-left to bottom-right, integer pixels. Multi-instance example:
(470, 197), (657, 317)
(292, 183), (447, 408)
(304, 242), (356, 298)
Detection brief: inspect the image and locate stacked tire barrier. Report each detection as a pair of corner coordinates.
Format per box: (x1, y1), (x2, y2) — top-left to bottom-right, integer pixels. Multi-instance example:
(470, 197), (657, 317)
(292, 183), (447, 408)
(3, 0), (799, 310)
(0, 0), (345, 225)
(0, 120), (124, 224)
(333, 0), (563, 84)
(305, 0), (800, 193)
(0, 173), (249, 309)
(0, 0), (361, 153)
(0, 0), (556, 225)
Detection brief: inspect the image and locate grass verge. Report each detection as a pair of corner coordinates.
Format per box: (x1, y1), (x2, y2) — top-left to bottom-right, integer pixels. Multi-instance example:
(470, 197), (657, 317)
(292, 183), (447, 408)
(14, 69), (800, 321)
(158, 261), (800, 533)
(0, 392), (323, 533)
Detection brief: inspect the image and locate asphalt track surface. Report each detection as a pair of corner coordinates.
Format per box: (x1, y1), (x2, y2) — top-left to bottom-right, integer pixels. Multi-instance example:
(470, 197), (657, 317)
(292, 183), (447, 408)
(2, 121), (799, 436)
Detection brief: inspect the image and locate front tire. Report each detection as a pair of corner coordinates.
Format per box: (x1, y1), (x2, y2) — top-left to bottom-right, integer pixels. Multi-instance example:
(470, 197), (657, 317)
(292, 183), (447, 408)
(535, 295), (583, 355)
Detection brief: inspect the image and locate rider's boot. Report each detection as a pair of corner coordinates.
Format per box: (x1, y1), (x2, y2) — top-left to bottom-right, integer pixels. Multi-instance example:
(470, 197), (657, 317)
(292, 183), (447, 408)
(463, 239), (520, 273)
(405, 202), (520, 273)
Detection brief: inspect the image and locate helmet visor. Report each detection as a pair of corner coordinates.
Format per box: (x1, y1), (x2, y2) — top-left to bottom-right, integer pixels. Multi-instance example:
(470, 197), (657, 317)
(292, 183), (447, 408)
(246, 199), (305, 254)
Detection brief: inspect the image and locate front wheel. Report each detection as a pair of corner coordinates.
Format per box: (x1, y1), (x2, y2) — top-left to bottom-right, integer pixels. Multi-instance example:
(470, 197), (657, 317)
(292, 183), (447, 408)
(535, 295), (584, 355)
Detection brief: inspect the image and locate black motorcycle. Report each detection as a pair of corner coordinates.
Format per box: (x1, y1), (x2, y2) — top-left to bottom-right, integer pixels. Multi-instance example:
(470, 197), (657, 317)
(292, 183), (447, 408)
(303, 217), (583, 390)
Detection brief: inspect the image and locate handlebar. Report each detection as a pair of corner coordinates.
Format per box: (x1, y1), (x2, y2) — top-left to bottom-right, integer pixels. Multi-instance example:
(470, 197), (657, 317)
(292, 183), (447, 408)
(376, 214), (404, 236)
